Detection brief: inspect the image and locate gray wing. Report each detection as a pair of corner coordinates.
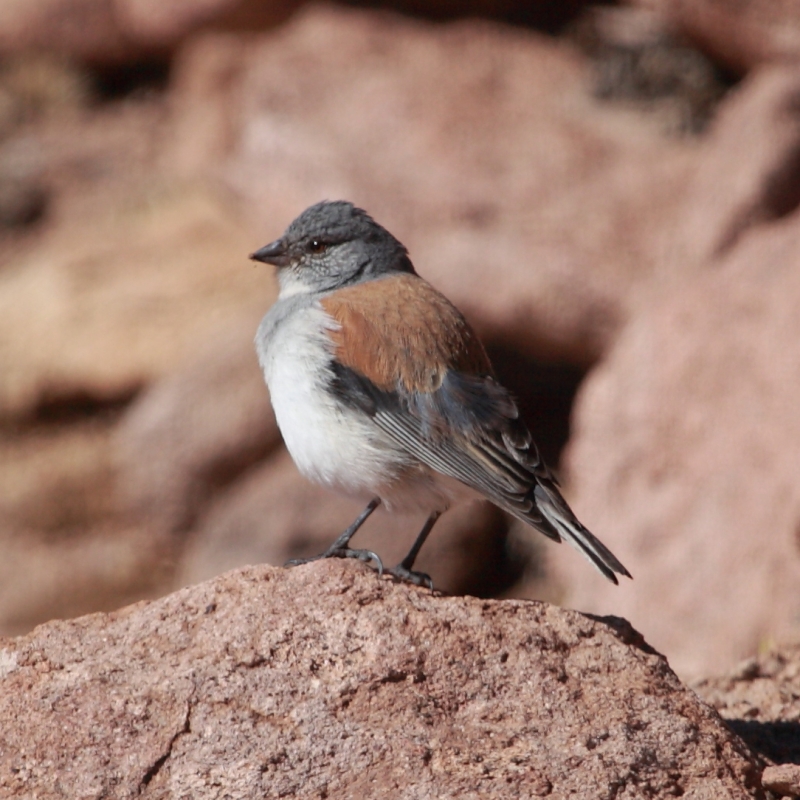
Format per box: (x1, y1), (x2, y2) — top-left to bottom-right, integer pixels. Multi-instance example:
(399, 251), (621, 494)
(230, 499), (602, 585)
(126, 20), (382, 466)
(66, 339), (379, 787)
(328, 362), (631, 583)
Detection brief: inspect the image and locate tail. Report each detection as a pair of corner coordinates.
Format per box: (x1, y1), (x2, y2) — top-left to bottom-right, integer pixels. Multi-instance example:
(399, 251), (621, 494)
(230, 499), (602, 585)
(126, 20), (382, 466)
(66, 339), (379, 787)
(526, 480), (631, 584)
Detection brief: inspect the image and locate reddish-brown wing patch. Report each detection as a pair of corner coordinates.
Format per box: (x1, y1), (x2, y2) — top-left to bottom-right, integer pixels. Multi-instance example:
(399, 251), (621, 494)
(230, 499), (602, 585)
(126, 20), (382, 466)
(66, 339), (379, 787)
(320, 274), (492, 394)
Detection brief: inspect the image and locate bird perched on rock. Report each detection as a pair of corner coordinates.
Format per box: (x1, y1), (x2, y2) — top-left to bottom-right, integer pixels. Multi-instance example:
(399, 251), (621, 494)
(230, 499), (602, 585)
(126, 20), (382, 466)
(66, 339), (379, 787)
(252, 201), (630, 588)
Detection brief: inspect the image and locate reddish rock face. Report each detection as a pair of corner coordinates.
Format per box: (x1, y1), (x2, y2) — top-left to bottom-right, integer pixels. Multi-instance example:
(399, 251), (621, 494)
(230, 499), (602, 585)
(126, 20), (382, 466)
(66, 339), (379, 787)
(562, 214), (800, 679)
(0, 563), (764, 798)
(695, 641), (800, 768)
(555, 67), (800, 680)
(160, 14), (800, 681)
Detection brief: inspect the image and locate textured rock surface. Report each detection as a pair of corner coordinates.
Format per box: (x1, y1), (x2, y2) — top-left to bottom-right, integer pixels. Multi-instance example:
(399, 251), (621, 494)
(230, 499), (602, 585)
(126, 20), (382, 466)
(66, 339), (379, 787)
(695, 642), (800, 769)
(761, 765), (800, 798)
(0, 562), (763, 798)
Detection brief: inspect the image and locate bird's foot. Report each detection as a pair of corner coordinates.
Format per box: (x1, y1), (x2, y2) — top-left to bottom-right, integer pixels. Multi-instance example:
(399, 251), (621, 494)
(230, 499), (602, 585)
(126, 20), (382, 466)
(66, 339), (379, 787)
(286, 547), (384, 576)
(386, 564), (433, 590)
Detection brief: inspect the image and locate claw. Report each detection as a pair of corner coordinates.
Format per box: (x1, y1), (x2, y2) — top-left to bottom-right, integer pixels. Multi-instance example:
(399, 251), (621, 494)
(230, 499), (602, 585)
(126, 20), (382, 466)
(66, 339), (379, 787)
(387, 565), (434, 589)
(356, 550), (384, 576)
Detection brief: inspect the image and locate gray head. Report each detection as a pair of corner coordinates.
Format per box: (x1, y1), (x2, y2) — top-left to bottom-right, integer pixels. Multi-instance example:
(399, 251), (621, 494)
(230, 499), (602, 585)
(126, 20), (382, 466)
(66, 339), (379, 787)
(250, 201), (415, 296)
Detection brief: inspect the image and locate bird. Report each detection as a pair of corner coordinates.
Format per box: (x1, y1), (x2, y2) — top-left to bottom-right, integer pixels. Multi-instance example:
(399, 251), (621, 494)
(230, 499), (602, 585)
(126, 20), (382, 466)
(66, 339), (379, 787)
(251, 200), (630, 588)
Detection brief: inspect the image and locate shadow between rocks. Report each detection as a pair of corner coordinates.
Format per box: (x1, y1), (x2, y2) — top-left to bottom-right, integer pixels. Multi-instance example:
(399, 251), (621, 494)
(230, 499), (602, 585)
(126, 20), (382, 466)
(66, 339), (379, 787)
(726, 720), (800, 766)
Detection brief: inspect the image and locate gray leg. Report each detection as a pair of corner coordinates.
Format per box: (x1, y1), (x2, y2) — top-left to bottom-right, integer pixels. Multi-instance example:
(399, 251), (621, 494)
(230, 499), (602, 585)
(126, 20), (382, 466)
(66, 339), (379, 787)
(286, 497), (384, 574)
(387, 511), (441, 589)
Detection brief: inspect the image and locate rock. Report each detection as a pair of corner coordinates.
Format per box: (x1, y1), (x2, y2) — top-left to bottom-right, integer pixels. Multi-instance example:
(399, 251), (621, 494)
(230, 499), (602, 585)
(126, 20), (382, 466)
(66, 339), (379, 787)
(0, 412), (172, 636)
(0, 0), (298, 64)
(0, 176), (264, 634)
(0, 159), (47, 230)
(557, 181), (800, 679)
(0, 525), (171, 638)
(575, 6), (726, 134)
(627, 0), (800, 72)
(668, 65), (800, 266)
(113, 318), (280, 535)
(694, 642), (800, 767)
(0, 54), (90, 229)
(0, 562), (763, 798)
(0, 53), (88, 133)
(0, 184), (261, 420)
(761, 765), (800, 798)
(168, 4), (697, 364)
(0, 0), (129, 65)
(117, 0), (296, 52)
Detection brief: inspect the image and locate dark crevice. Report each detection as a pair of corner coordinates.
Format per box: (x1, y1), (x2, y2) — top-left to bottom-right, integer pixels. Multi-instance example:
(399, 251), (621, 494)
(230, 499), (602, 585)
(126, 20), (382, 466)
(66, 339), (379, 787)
(758, 134), (800, 223)
(342, 0), (616, 35)
(139, 699), (193, 793)
(88, 59), (171, 103)
(714, 134), (800, 257)
(11, 385), (142, 430)
(726, 720), (800, 766)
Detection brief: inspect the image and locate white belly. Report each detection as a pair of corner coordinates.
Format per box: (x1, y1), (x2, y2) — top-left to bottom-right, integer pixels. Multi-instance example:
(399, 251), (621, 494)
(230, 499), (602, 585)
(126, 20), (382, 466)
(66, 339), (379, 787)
(257, 302), (410, 501)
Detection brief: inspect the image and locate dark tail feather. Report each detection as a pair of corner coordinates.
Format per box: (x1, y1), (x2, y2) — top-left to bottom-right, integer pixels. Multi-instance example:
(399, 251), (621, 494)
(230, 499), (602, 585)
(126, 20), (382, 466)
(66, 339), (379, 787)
(530, 483), (632, 584)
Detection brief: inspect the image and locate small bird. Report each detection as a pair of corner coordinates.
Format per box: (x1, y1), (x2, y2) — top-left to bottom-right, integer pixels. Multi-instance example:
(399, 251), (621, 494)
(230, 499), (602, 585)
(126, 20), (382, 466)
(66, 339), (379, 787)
(252, 201), (630, 588)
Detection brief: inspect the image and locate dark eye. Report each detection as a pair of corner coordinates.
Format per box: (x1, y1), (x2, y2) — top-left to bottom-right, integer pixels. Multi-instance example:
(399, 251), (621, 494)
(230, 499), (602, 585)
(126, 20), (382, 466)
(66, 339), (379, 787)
(308, 239), (327, 254)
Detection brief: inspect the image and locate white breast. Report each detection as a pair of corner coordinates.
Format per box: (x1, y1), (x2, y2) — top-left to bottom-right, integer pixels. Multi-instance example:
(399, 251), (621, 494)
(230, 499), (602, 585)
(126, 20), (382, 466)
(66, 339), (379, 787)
(256, 301), (411, 502)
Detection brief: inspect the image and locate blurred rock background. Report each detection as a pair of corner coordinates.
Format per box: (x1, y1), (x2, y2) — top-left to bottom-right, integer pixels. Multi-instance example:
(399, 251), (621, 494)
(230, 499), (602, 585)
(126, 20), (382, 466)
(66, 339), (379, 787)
(0, 0), (799, 681)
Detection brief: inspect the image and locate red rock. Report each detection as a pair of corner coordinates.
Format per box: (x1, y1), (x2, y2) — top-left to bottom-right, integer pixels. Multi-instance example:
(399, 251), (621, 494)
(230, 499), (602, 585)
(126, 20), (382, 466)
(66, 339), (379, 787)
(557, 184), (800, 680)
(0, 0), (130, 64)
(668, 66), (800, 266)
(628, 0), (800, 71)
(117, 0), (296, 51)
(0, 185), (261, 419)
(694, 641), (800, 768)
(0, 0), (298, 64)
(0, 176), (264, 634)
(114, 318), (280, 534)
(760, 765), (800, 797)
(0, 563), (763, 798)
